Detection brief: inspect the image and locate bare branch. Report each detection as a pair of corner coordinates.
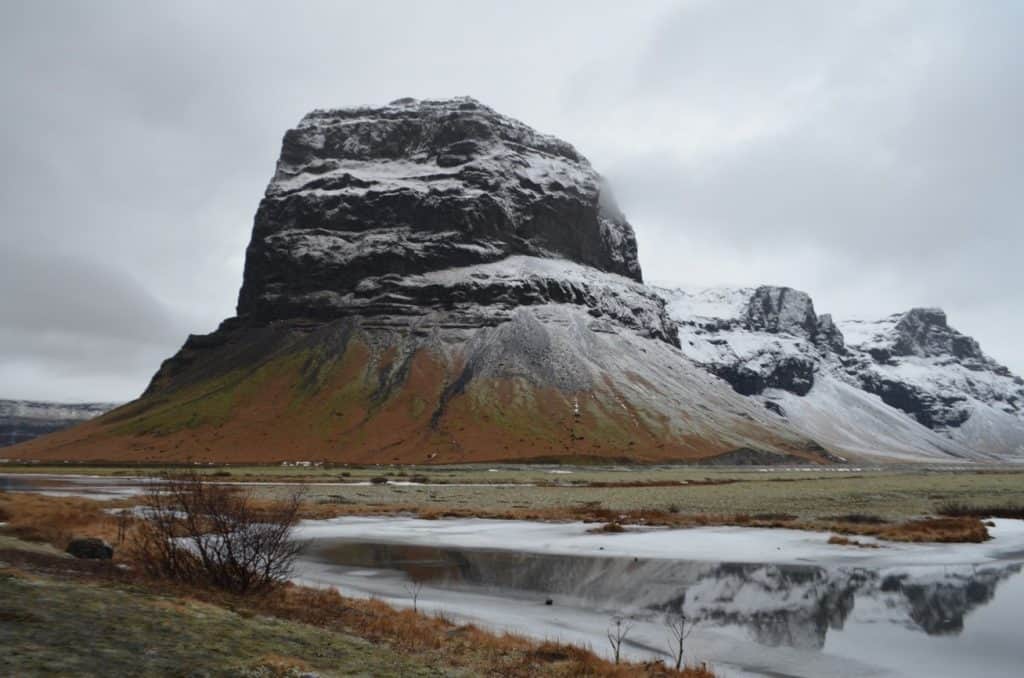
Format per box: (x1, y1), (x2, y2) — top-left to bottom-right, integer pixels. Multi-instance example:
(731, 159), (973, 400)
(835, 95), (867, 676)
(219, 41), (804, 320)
(404, 580), (425, 612)
(606, 616), (634, 664)
(131, 471), (306, 594)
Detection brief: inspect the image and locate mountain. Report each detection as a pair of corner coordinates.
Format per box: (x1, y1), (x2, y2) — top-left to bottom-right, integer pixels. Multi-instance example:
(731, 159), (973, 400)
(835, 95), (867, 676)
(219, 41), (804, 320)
(9, 97), (1023, 464)
(0, 400), (117, 449)
(656, 286), (1024, 460)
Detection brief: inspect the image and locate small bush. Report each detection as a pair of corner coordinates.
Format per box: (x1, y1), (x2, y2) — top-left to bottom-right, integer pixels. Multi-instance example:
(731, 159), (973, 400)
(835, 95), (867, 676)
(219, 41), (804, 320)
(369, 476), (388, 485)
(132, 472), (305, 594)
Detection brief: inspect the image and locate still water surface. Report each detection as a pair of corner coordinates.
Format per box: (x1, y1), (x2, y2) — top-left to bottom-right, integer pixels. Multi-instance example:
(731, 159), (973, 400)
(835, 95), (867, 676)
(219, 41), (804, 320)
(295, 537), (1024, 677)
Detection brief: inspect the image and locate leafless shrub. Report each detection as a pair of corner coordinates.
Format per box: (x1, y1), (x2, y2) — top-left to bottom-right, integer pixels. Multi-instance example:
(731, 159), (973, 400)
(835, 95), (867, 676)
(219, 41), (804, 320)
(114, 508), (132, 546)
(132, 472), (305, 594)
(404, 580), (424, 612)
(665, 611), (698, 670)
(606, 615), (633, 664)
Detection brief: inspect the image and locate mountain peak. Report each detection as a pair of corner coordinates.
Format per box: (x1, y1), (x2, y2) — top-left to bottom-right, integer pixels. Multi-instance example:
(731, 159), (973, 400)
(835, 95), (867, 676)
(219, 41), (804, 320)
(238, 98), (642, 322)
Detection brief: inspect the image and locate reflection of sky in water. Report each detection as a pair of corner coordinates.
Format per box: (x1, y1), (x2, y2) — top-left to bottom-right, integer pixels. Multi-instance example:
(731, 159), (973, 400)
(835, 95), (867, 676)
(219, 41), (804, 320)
(298, 540), (1024, 678)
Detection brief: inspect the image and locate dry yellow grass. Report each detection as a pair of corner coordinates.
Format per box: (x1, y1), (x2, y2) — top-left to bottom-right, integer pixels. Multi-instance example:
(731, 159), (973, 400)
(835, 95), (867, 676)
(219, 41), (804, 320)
(0, 493), (129, 548)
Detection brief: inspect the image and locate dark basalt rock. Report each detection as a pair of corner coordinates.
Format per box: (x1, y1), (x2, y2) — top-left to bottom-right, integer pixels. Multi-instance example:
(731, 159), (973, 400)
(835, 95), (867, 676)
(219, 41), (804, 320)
(695, 287), (838, 397)
(714, 355), (817, 397)
(237, 97), (645, 326)
(745, 287), (818, 337)
(815, 314), (845, 354)
(743, 286), (846, 354)
(890, 308), (984, 361)
(858, 373), (972, 429)
(66, 537), (114, 560)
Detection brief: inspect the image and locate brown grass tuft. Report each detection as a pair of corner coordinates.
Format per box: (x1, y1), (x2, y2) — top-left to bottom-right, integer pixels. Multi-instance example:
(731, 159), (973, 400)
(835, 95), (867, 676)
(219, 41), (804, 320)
(827, 535), (879, 548)
(0, 492), (127, 548)
(589, 522), (626, 534)
(937, 502), (1024, 520)
(878, 516), (989, 543)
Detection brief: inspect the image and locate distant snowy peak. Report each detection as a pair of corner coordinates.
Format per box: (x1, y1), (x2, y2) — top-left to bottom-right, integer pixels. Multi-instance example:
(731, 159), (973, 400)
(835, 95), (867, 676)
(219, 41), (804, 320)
(840, 308), (996, 366)
(0, 399), (117, 449)
(837, 309), (1024, 432)
(657, 285), (843, 349)
(0, 399), (116, 421)
(654, 285), (842, 397)
(654, 285), (1024, 460)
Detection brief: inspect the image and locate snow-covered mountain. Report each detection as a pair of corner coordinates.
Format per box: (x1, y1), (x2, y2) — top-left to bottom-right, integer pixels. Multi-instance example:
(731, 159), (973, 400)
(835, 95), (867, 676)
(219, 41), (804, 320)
(0, 400), (117, 448)
(9, 97), (1022, 464)
(655, 286), (1024, 461)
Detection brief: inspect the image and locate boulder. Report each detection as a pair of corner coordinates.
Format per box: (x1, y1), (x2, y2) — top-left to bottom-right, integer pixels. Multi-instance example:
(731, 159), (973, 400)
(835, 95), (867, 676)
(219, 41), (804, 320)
(66, 537), (114, 560)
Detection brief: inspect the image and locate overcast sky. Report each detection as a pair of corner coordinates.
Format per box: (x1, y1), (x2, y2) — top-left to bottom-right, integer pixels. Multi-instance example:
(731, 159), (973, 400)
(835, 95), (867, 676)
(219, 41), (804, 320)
(2, 0), (1021, 402)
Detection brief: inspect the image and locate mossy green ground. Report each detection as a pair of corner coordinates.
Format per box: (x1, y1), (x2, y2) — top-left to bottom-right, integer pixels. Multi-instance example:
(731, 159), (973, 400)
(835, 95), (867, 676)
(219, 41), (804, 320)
(0, 567), (448, 678)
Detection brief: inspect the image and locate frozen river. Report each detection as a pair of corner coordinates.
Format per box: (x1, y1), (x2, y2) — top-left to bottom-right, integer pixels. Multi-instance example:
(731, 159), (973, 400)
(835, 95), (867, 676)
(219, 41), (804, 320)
(292, 517), (1024, 678)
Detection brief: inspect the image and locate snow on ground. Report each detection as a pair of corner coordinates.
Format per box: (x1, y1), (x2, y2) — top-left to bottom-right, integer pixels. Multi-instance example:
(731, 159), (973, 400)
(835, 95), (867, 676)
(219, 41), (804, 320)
(653, 286), (753, 324)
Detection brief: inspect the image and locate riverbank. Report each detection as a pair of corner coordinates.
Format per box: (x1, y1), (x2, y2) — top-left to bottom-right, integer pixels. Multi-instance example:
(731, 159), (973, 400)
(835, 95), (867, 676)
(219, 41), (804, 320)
(0, 492), (713, 677)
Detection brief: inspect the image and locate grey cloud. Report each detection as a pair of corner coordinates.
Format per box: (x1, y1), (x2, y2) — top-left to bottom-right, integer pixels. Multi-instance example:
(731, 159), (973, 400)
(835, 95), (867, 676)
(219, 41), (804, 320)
(570, 0), (1024, 373)
(1, 0), (1021, 400)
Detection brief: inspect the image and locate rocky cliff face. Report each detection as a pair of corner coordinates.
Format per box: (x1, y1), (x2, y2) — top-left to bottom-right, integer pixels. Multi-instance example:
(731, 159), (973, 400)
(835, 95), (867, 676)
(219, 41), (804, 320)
(236, 97), (644, 325)
(0, 400), (116, 448)
(656, 285), (1024, 460)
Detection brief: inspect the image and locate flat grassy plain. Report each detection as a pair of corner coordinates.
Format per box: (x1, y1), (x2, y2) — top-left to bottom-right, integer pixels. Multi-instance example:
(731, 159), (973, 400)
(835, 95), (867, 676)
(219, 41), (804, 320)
(4, 462), (1022, 520)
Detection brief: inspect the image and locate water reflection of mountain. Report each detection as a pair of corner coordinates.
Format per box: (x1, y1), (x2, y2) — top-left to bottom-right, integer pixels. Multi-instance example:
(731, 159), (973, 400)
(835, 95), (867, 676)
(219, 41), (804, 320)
(880, 566), (1021, 635)
(681, 563), (869, 650)
(310, 541), (1021, 650)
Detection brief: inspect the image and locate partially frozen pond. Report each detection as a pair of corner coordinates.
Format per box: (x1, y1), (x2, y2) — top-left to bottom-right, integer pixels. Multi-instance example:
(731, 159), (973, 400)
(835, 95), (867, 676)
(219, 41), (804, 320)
(0, 473), (152, 500)
(292, 517), (1024, 678)
(6, 473), (1024, 675)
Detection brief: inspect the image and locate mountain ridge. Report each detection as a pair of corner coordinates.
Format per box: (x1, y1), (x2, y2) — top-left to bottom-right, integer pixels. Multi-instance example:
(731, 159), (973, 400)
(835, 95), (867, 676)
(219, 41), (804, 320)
(0, 399), (118, 449)
(656, 284), (1024, 460)
(9, 97), (1023, 464)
